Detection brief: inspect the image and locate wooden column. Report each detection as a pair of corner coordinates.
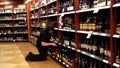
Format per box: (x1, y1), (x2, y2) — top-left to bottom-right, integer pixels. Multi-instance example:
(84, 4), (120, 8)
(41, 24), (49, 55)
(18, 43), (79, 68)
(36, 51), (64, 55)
(110, 0), (116, 67)
(26, 2), (31, 41)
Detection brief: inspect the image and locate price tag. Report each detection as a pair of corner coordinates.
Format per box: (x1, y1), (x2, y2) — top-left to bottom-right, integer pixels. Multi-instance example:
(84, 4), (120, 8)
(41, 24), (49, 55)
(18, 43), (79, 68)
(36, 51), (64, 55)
(93, 32), (98, 35)
(103, 59), (109, 63)
(90, 54), (95, 58)
(66, 64), (69, 67)
(63, 44), (65, 46)
(77, 50), (80, 52)
(93, 8), (99, 13)
(63, 62), (65, 65)
(66, 29), (70, 32)
(54, 28), (58, 30)
(113, 63), (120, 67)
(59, 59), (61, 62)
(59, 43), (61, 45)
(86, 31), (93, 39)
(60, 13), (65, 18)
(82, 51), (86, 54)
(68, 46), (71, 48)
(71, 30), (75, 32)
(55, 41), (57, 43)
(4, 33), (6, 35)
(14, 11), (16, 14)
(113, 34), (120, 38)
(100, 33), (107, 36)
(72, 48), (75, 50)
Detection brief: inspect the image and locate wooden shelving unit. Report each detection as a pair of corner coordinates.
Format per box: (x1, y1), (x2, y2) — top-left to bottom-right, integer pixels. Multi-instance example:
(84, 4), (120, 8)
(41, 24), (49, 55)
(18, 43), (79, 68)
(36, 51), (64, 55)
(26, 0), (120, 68)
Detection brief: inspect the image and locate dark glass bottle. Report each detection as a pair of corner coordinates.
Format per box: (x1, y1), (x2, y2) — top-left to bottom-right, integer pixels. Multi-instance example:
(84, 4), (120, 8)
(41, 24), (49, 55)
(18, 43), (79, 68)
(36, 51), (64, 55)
(104, 16), (110, 33)
(96, 15), (103, 32)
(99, 41), (104, 58)
(116, 50), (120, 64)
(92, 40), (97, 55)
(104, 42), (111, 60)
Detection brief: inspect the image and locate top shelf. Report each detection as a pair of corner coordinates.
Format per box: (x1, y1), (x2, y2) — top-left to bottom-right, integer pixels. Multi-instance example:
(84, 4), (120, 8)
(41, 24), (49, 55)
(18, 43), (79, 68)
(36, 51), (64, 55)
(77, 6), (110, 13)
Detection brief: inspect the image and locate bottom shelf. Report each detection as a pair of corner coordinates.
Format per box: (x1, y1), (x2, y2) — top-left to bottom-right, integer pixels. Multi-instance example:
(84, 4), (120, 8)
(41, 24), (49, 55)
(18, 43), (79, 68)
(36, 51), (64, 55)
(48, 51), (72, 68)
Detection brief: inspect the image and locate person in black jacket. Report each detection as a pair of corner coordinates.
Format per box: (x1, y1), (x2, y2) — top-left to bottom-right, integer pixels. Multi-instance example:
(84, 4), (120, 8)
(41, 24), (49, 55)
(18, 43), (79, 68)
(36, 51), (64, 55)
(25, 26), (57, 61)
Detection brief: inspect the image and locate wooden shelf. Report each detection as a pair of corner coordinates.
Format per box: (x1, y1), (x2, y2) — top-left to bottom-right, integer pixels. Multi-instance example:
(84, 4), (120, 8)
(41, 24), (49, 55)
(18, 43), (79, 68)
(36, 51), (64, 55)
(26, 0), (120, 68)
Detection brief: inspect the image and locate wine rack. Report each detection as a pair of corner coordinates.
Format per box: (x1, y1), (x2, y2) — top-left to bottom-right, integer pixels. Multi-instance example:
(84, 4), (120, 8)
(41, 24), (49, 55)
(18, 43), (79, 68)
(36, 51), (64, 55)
(26, 0), (120, 68)
(0, 6), (28, 42)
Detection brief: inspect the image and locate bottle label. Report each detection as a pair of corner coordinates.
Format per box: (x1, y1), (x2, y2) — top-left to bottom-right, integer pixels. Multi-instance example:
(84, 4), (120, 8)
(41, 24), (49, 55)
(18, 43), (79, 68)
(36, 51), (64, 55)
(64, 40), (69, 45)
(85, 44), (89, 50)
(92, 45), (97, 52)
(100, 48), (104, 54)
(67, 6), (74, 11)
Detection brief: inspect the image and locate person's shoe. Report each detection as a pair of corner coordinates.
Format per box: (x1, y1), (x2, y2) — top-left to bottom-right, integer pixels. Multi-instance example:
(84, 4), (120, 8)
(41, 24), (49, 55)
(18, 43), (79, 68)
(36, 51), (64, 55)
(25, 52), (33, 61)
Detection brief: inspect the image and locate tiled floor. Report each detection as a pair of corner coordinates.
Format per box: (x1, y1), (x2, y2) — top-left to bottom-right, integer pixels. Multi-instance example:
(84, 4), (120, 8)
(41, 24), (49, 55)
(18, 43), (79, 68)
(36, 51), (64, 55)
(0, 42), (63, 68)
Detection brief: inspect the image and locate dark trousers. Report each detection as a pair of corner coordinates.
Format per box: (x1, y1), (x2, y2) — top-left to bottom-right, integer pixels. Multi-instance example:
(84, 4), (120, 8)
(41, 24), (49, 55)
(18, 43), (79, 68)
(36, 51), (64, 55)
(25, 45), (48, 61)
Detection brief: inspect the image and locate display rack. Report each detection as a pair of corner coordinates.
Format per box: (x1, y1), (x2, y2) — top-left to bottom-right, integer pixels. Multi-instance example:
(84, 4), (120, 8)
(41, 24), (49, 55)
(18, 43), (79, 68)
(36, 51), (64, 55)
(0, 6), (28, 42)
(26, 0), (120, 68)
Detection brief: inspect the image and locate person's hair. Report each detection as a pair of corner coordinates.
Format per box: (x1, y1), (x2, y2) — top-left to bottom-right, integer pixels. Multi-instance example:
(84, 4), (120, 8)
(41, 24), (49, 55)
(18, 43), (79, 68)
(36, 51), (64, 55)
(45, 25), (54, 33)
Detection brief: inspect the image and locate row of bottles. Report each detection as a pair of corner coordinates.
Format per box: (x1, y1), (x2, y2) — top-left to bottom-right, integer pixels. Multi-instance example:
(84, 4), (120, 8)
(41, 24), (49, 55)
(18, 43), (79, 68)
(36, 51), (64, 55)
(14, 20), (26, 26)
(115, 39), (120, 64)
(0, 8), (12, 13)
(79, 10), (110, 33)
(0, 15), (12, 20)
(61, 15), (75, 30)
(0, 30), (13, 34)
(76, 54), (111, 68)
(49, 17), (57, 28)
(56, 46), (76, 68)
(79, 0), (110, 10)
(48, 3), (57, 14)
(14, 8), (26, 13)
(14, 14), (26, 20)
(61, 32), (76, 47)
(40, 7), (46, 16)
(80, 35), (111, 60)
(0, 8), (26, 13)
(59, 0), (74, 13)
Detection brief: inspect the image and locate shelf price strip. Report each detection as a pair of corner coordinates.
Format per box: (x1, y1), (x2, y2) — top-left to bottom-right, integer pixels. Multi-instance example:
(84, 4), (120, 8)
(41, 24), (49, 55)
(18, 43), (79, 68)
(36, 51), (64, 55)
(113, 63), (120, 68)
(103, 59), (109, 64)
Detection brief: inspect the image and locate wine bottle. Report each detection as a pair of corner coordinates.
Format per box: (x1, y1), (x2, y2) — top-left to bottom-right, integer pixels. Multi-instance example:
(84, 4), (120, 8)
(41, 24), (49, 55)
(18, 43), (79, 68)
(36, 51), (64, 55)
(89, 0), (94, 8)
(82, 0), (89, 9)
(82, 38), (87, 51)
(104, 16), (110, 33)
(71, 38), (76, 47)
(116, 0), (120, 3)
(116, 50), (120, 64)
(96, 15), (103, 32)
(92, 16), (96, 31)
(92, 39), (97, 55)
(104, 41), (111, 60)
(100, 41), (104, 58)
(88, 39), (92, 53)
(96, 41), (100, 56)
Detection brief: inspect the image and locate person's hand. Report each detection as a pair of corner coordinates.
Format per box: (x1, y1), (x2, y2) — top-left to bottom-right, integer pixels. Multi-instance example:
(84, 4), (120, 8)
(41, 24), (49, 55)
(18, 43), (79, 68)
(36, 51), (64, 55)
(50, 43), (57, 46)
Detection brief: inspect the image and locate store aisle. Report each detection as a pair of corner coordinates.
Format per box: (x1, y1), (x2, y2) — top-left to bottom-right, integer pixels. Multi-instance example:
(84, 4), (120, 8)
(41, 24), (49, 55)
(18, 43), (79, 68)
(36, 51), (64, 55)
(0, 42), (63, 68)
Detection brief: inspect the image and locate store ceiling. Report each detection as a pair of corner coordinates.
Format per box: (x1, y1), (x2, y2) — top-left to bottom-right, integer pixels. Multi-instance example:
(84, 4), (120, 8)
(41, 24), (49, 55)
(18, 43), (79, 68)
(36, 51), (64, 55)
(0, 0), (24, 5)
